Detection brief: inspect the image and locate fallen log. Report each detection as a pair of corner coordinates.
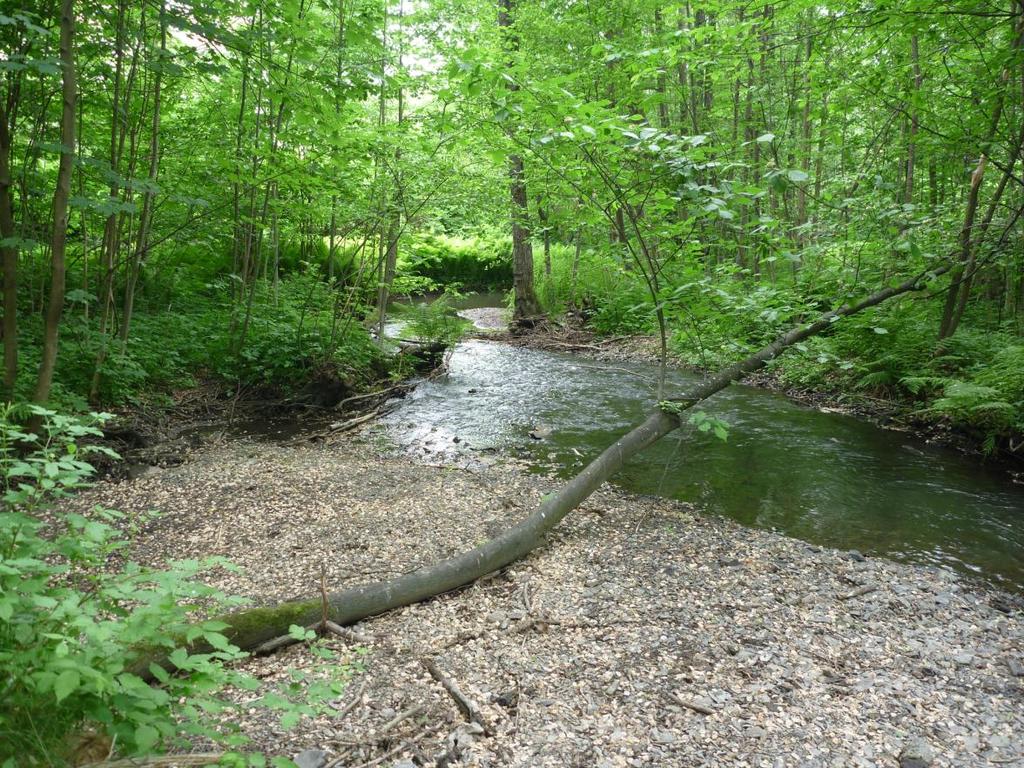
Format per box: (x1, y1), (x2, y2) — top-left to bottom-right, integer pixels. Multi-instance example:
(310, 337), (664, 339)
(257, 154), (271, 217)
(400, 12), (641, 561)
(155, 267), (946, 662)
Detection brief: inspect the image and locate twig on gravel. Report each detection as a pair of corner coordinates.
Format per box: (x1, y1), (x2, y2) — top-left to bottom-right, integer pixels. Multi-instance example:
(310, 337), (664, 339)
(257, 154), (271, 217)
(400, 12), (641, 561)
(330, 680), (367, 720)
(422, 658), (489, 732)
(319, 567), (330, 629)
(252, 618), (371, 657)
(345, 722), (445, 768)
(251, 632), (303, 656)
(838, 584), (878, 601)
(667, 692), (716, 715)
(379, 703), (428, 736)
(82, 754), (223, 768)
(323, 620), (373, 645)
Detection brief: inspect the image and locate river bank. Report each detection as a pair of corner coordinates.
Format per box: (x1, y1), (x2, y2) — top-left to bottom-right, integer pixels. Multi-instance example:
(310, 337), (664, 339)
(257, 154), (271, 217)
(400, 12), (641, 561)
(66, 427), (1024, 766)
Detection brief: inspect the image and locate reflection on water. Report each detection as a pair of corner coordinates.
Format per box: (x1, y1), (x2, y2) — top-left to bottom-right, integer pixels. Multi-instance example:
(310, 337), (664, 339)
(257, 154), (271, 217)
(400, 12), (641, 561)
(382, 338), (1024, 592)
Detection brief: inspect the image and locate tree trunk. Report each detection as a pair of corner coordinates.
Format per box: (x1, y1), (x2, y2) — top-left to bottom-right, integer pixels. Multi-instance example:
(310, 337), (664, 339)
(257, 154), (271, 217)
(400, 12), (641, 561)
(938, 65), (1012, 339)
(905, 35), (921, 205)
(375, 0), (404, 344)
(166, 266), (947, 658)
(120, 1), (166, 347)
(0, 101), (17, 399)
(33, 0), (76, 406)
(498, 0), (542, 324)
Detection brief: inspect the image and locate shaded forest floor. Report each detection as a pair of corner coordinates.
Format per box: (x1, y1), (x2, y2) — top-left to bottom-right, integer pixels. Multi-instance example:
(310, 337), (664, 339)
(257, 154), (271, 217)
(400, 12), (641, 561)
(65, 429), (1024, 767)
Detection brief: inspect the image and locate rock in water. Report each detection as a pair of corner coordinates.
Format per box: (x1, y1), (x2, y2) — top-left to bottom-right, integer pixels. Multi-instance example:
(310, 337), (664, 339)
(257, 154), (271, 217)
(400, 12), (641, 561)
(529, 425), (553, 440)
(293, 748), (329, 768)
(899, 737), (934, 768)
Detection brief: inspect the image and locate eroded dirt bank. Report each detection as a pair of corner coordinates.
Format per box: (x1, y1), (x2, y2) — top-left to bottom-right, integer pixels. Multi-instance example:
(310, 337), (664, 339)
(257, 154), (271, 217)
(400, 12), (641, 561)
(67, 433), (1024, 767)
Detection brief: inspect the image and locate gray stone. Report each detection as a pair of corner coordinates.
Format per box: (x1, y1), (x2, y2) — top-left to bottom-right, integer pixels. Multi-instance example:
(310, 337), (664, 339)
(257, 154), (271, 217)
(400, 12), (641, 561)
(651, 728), (676, 744)
(1007, 658), (1024, 677)
(293, 749), (329, 768)
(899, 737), (934, 768)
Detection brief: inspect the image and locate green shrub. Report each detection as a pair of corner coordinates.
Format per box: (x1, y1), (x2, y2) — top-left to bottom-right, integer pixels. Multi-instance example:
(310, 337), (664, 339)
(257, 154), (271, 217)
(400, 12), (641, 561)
(398, 292), (470, 346)
(0, 406), (250, 764)
(397, 232), (513, 292)
(0, 406), (359, 765)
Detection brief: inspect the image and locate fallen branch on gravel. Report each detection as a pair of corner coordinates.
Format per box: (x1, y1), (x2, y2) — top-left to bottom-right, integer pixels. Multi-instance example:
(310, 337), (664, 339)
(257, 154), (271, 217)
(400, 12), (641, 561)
(838, 584), (878, 601)
(342, 723), (445, 768)
(422, 659), (488, 732)
(143, 266), (948, 672)
(667, 692), (716, 716)
(83, 755), (223, 768)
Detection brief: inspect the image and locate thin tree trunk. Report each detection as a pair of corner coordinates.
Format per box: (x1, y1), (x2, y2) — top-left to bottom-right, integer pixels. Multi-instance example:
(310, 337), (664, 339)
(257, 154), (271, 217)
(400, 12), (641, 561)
(376, 0), (405, 344)
(120, 1), (166, 346)
(905, 35), (921, 205)
(499, 0), (542, 324)
(326, 0), (346, 284)
(89, 0), (133, 403)
(938, 66), (1012, 339)
(0, 101), (18, 399)
(949, 116), (1024, 332)
(33, 0), (76, 406)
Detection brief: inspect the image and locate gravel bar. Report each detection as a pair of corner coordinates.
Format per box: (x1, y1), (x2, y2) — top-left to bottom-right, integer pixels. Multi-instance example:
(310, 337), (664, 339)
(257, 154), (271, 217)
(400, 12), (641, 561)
(66, 435), (1024, 767)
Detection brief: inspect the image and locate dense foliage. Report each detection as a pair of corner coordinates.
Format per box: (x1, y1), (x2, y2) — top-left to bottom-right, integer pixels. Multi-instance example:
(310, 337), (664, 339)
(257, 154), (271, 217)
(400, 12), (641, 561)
(1, 0), (1023, 760)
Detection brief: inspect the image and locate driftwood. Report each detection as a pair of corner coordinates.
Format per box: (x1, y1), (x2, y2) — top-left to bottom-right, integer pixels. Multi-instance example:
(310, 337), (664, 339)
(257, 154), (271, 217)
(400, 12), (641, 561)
(146, 267), (946, 669)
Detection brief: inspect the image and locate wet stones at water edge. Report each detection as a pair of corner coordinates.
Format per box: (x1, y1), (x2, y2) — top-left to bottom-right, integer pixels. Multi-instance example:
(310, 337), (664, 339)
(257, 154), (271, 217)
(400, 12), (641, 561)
(899, 737), (935, 768)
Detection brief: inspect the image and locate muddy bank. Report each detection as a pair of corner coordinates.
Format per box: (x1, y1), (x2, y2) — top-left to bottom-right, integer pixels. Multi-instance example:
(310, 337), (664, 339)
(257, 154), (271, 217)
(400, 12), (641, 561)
(92, 346), (443, 481)
(65, 432), (1024, 767)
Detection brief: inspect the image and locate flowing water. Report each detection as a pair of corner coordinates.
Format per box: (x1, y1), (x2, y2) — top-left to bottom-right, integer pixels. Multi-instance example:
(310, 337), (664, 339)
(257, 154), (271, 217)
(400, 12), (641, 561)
(379, 300), (1024, 592)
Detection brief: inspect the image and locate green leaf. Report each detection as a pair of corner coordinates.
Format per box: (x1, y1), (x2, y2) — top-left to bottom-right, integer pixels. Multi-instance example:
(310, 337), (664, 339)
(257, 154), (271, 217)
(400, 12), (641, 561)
(135, 724), (160, 751)
(54, 669), (80, 702)
(148, 663), (170, 684)
(786, 169), (809, 182)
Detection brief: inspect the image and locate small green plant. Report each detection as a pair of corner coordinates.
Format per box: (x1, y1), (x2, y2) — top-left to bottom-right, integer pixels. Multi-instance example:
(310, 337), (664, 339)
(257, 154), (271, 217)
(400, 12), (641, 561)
(658, 402), (729, 441)
(0, 406), (357, 765)
(402, 292), (470, 346)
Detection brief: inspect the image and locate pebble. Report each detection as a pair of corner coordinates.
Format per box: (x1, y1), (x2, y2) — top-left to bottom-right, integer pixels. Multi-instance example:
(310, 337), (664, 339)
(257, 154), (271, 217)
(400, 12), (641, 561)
(292, 748), (328, 768)
(899, 737), (934, 768)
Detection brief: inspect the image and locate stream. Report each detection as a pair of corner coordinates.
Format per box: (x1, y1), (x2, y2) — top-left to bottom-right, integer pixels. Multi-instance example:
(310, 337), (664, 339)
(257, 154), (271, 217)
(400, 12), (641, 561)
(378, 295), (1024, 593)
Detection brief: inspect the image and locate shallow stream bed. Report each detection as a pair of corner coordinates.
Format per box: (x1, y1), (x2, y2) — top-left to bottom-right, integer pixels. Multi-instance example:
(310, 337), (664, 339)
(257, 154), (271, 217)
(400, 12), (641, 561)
(380, 335), (1024, 592)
